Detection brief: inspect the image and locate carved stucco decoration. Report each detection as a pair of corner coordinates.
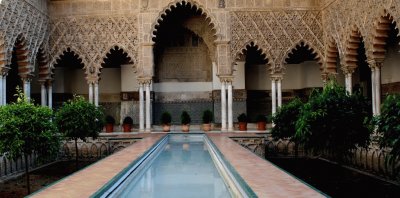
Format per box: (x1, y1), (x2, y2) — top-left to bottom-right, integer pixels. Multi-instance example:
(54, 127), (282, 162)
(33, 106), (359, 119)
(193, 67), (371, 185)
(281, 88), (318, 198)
(48, 15), (138, 79)
(0, 0), (49, 74)
(323, 0), (400, 72)
(230, 10), (324, 74)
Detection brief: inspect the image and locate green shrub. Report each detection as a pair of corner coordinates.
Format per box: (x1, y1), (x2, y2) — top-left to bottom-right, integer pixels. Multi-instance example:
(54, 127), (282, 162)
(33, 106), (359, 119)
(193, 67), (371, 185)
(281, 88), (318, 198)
(181, 111), (191, 125)
(0, 89), (60, 193)
(202, 110), (214, 124)
(271, 98), (303, 139)
(123, 116), (133, 125)
(105, 115), (115, 124)
(376, 94), (400, 163)
(237, 113), (248, 122)
(161, 111), (172, 125)
(295, 81), (371, 160)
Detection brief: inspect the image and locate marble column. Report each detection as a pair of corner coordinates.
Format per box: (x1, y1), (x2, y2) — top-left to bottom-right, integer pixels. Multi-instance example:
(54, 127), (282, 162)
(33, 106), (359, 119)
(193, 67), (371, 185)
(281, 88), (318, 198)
(0, 75), (3, 105)
(375, 66), (381, 115)
(277, 78), (282, 108)
(48, 83), (53, 109)
(227, 81), (233, 131)
(94, 82), (99, 107)
(23, 79), (31, 102)
(3, 76), (6, 105)
(40, 83), (46, 106)
(139, 83), (144, 132)
(345, 73), (353, 95)
(371, 67), (376, 115)
(89, 83), (94, 104)
(271, 79), (277, 115)
(221, 81), (227, 131)
(145, 82), (151, 132)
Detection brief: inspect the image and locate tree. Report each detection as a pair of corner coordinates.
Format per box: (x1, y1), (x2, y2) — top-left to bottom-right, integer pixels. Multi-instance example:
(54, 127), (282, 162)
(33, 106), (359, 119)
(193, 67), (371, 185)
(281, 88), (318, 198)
(55, 96), (104, 169)
(295, 81), (371, 161)
(376, 94), (400, 164)
(271, 98), (303, 140)
(0, 90), (60, 194)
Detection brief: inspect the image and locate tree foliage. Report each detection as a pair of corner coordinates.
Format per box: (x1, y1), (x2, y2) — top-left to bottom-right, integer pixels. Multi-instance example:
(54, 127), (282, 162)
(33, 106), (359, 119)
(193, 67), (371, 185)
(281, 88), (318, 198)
(55, 96), (104, 141)
(0, 91), (60, 159)
(376, 94), (400, 163)
(271, 98), (303, 140)
(295, 81), (371, 159)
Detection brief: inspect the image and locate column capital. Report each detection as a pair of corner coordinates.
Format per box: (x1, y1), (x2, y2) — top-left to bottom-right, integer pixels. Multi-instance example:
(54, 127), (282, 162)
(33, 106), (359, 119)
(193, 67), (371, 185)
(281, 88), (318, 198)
(270, 73), (283, 81)
(367, 59), (384, 69)
(341, 66), (356, 74)
(218, 75), (234, 83)
(86, 74), (99, 84)
(137, 77), (152, 85)
(0, 66), (10, 76)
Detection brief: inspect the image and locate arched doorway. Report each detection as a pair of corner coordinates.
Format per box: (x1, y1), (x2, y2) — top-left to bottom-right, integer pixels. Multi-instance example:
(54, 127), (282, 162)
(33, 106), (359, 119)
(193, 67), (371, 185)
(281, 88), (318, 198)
(284, 42), (323, 102)
(101, 46), (133, 124)
(243, 44), (269, 122)
(152, 2), (217, 124)
(53, 48), (85, 107)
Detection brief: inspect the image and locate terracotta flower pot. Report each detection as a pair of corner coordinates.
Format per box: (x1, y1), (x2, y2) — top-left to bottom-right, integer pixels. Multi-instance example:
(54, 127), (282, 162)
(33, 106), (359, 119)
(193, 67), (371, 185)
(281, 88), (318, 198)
(105, 124), (114, 133)
(238, 122), (247, 131)
(202, 123), (212, 132)
(123, 124), (132, 132)
(162, 124), (171, 132)
(257, 121), (266, 131)
(182, 124), (190, 132)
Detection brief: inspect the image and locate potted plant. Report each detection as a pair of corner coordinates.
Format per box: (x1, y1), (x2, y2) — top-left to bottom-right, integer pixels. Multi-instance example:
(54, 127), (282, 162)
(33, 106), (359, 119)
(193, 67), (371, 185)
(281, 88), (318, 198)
(181, 111), (191, 132)
(105, 115), (115, 133)
(161, 111), (172, 132)
(256, 114), (267, 131)
(202, 110), (213, 132)
(122, 116), (133, 132)
(237, 113), (248, 131)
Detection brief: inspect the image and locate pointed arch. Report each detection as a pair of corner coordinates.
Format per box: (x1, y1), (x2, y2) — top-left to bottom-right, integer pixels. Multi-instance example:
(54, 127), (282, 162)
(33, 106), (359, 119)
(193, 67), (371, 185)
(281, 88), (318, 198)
(325, 37), (340, 74)
(51, 46), (87, 69)
(151, 0), (220, 42)
(234, 41), (270, 65)
(101, 45), (134, 67)
(343, 26), (364, 72)
(36, 43), (52, 82)
(283, 40), (323, 68)
(13, 34), (32, 79)
(371, 10), (399, 61)
(54, 48), (85, 70)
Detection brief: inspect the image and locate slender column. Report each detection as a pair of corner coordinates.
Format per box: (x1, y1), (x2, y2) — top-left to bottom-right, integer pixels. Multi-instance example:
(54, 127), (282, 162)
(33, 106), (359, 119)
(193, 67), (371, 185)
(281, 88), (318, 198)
(271, 79), (277, 115)
(227, 81), (233, 131)
(23, 79), (31, 102)
(40, 83), (46, 106)
(0, 75), (3, 105)
(3, 76), (6, 105)
(145, 82), (151, 132)
(89, 83), (93, 104)
(94, 82), (99, 107)
(345, 73), (352, 94)
(139, 83), (144, 132)
(277, 78), (282, 108)
(371, 67), (376, 115)
(48, 83), (53, 109)
(221, 81), (227, 131)
(375, 66), (381, 115)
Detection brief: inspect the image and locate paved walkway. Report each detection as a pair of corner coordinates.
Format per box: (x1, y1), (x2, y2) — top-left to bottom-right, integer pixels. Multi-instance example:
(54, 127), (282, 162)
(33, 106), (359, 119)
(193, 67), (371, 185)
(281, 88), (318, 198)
(207, 133), (325, 198)
(30, 133), (165, 198)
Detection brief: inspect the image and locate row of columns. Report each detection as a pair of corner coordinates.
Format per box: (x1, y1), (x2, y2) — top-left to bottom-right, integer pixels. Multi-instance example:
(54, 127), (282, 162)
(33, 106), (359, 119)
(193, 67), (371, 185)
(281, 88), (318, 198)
(220, 76), (234, 131)
(39, 81), (53, 108)
(343, 61), (382, 116)
(138, 78), (152, 132)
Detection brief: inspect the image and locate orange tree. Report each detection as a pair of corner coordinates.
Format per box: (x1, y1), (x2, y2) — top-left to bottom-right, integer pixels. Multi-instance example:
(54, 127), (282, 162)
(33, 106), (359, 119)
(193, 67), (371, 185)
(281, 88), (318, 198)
(55, 96), (104, 169)
(0, 91), (60, 194)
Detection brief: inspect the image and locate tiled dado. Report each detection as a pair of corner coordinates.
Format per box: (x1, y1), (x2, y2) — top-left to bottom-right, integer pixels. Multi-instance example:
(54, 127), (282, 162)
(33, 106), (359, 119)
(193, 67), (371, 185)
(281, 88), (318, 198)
(207, 133), (325, 198)
(30, 133), (166, 198)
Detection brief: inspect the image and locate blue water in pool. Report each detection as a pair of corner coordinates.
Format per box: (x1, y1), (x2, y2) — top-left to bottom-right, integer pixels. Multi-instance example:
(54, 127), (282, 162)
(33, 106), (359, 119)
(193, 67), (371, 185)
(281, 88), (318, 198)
(111, 135), (231, 198)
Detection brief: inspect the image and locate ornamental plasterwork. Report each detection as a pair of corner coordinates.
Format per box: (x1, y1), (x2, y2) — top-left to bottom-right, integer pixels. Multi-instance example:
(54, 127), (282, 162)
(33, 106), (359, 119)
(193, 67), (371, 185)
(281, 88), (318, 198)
(48, 15), (138, 77)
(323, 0), (400, 70)
(0, 0), (49, 69)
(230, 10), (324, 73)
